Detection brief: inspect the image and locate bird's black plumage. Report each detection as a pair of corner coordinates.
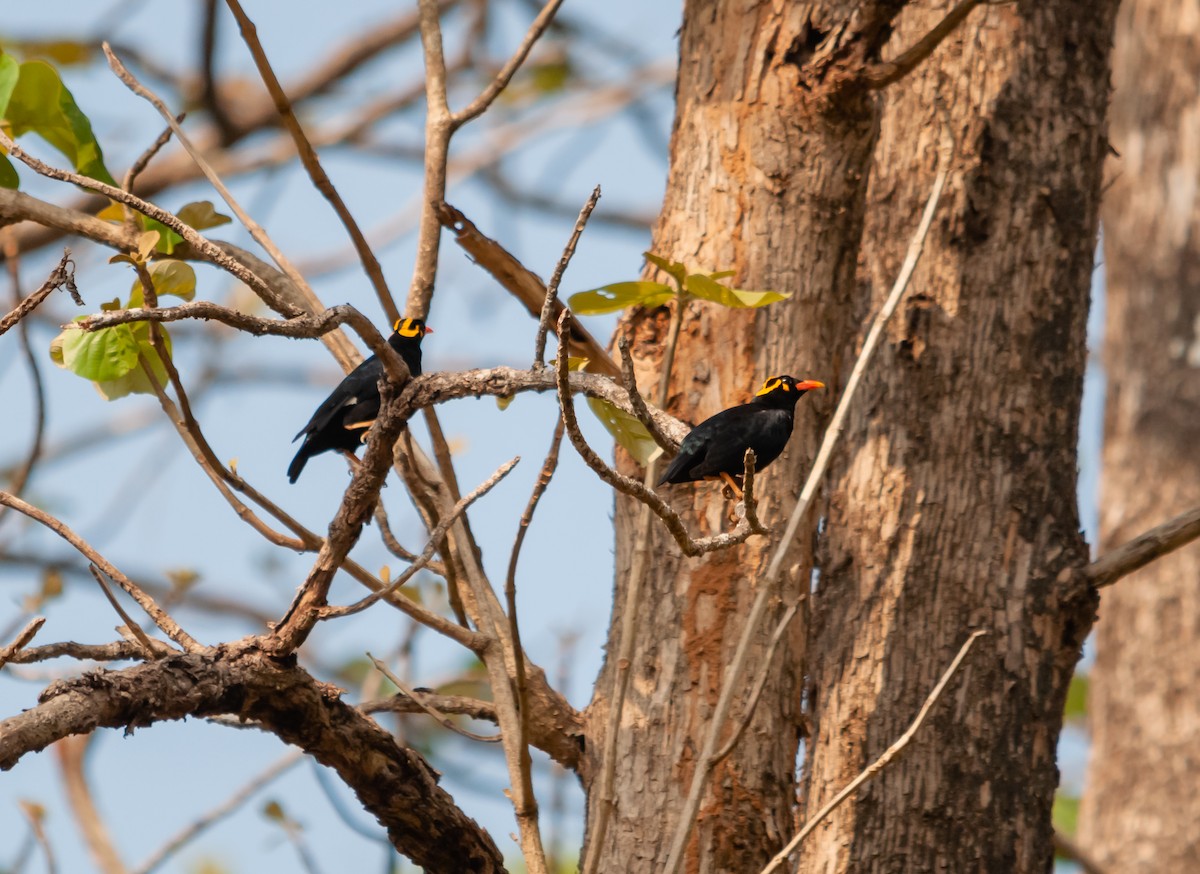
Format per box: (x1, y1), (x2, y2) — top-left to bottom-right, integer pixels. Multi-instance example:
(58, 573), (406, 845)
(287, 317), (430, 483)
(658, 375), (824, 488)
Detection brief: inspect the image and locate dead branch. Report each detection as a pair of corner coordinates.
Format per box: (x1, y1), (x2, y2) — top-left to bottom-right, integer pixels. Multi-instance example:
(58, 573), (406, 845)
(0, 648), (505, 873)
(368, 655), (501, 743)
(1079, 504), (1200, 591)
(863, 0), (989, 89)
(535, 185), (602, 367)
(0, 491), (200, 652)
(56, 736), (127, 874)
(0, 250), (80, 338)
(0, 617), (46, 671)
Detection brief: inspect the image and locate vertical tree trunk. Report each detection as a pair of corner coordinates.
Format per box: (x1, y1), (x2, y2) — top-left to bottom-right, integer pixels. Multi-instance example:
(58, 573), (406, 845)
(1078, 2), (1200, 870)
(581, 2), (897, 871)
(799, 3), (1116, 873)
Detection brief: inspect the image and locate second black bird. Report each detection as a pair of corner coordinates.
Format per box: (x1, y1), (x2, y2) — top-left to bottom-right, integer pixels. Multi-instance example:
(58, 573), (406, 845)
(288, 317), (431, 483)
(658, 375), (824, 495)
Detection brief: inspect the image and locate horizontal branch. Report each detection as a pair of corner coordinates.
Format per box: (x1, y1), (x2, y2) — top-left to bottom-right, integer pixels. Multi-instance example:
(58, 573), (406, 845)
(0, 647), (504, 873)
(1080, 504), (1200, 590)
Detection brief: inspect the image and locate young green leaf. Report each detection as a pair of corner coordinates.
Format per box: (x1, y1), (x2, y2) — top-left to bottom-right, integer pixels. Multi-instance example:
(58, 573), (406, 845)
(127, 260), (197, 307)
(5, 60), (117, 186)
(176, 200), (233, 231)
(643, 251), (688, 287)
(586, 396), (663, 465)
(683, 272), (790, 308)
(0, 53), (20, 119)
(568, 280), (673, 315)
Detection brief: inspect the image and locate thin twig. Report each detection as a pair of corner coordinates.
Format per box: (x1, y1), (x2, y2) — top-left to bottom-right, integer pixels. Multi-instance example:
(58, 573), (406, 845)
(505, 418), (565, 829)
(1080, 503), (1200, 590)
(321, 457), (519, 619)
(103, 43), (321, 308)
(452, 0), (567, 127)
(123, 116), (182, 194)
(223, 0), (399, 324)
(0, 491), (200, 652)
(134, 751), (304, 874)
(662, 133), (954, 874)
(534, 186), (601, 367)
(19, 800), (57, 874)
(0, 617), (45, 671)
(88, 565), (159, 660)
(759, 630), (987, 873)
(618, 336), (678, 454)
(374, 501), (447, 577)
(367, 654), (501, 743)
(0, 249), (78, 337)
(555, 312), (765, 558)
(5, 640), (173, 664)
(0, 126), (284, 310)
(863, 0), (987, 89)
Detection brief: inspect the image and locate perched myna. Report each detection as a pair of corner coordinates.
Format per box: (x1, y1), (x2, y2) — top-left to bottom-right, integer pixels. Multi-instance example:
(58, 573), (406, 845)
(658, 375), (824, 495)
(287, 317), (431, 483)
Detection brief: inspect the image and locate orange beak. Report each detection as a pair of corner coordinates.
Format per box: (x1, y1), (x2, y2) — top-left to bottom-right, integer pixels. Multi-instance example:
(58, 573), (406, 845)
(796, 380), (825, 391)
(423, 326), (434, 334)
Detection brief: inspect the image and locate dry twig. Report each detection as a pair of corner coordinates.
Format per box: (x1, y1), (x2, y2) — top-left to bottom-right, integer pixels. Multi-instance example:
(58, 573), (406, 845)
(760, 630), (988, 873)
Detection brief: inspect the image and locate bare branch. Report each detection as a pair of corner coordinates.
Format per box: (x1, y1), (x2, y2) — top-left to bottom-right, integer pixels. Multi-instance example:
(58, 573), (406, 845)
(322, 457), (519, 620)
(452, 0), (566, 127)
(618, 336), (679, 454)
(0, 617), (46, 671)
(1080, 504), (1200, 590)
(223, 0), (399, 324)
(362, 692), (497, 723)
(0, 491), (200, 653)
(555, 312), (766, 558)
(0, 250), (79, 338)
(863, 0), (988, 89)
(89, 565), (159, 660)
(534, 185), (602, 368)
(368, 654), (501, 743)
(103, 44), (322, 308)
(760, 630), (987, 873)
(123, 116), (182, 195)
(1053, 829), (1112, 874)
(436, 201), (621, 376)
(6, 640), (174, 664)
(0, 649), (505, 872)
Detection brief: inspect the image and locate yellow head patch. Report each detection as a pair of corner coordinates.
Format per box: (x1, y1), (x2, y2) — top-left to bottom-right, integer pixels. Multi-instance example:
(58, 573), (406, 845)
(756, 377), (784, 396)
(394, 318), (423, 338)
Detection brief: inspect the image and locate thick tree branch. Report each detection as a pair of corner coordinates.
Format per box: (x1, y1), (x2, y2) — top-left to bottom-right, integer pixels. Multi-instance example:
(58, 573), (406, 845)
(1078, 504), (1200, 590)
(0, 649), (505, 873)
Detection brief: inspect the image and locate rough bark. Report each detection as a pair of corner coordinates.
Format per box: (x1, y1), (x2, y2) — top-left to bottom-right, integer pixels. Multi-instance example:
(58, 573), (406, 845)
(1078, 1), (1200, 869)
(800, 3), (1117, 873)
(0, 647), (504, 874)
(582, 2), (905, 871)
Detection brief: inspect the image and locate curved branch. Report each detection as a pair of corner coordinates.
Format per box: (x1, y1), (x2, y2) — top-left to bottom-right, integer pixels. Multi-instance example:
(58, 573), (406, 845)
(0, 648), (504, 873)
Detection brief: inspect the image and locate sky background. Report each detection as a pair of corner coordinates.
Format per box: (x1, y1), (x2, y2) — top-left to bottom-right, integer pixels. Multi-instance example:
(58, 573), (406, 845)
(0, 2), (1101, 872)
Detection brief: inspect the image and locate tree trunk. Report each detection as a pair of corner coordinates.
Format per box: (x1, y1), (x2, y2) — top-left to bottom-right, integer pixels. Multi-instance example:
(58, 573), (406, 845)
(581, 2), (894, 871)
(1078, 2), (1200, 870)
(799, 3), (1117, 873)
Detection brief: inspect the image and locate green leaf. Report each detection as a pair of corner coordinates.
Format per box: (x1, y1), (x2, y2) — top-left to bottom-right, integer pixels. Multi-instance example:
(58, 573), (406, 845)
(5, 60), (116, 186)
(683, 272), (791, 309)
(568, 281), (673, 315)
(127, 260), (196, 307)
(1052, 793), (1079, 837)
(586, 396), (662, 465)
(0, 54), (20, 118)
(176, 200), (233, 231)
(138, 217), (184, 254)
(50, 311), (173, 401)
(0, 155), (18, 189)
(50, 321), (140, 382)
(1063, 672), (1088, 723)
(643, 251), (688, 287)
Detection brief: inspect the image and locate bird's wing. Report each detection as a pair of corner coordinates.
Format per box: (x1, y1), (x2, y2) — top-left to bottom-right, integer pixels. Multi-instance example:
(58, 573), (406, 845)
(293, 358), (380, 441)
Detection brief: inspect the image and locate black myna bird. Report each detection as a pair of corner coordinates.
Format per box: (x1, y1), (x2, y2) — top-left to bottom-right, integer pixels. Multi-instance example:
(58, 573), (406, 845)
(287, 317), (431, 483)
(658, 375), (824, 496)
